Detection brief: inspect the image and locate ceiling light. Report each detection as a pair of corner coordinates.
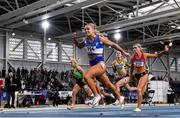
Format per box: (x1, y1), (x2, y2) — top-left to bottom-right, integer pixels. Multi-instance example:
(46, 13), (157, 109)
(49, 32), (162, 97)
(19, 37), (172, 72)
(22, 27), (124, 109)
(23, 19), (29, 24)
(169, 41), (173, 47)
(48, 37), (51, 41)
(43, 14), (49, 20)
(12, 33), (15, 36)
(65, 3), (73, 6)
(42, 20), (50, 29)
(114, 33), (122, 41)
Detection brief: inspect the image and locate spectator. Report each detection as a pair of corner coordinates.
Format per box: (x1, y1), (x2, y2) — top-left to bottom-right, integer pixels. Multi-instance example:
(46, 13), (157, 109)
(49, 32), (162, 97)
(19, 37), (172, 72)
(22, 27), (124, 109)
(2, 67), (6, 78)
(17, 67), (21, 80)
(4, 72), (17, 108)
(24, 68), (29, 80)
(8, 66), (13, 74)
(21, 67), (25, 80)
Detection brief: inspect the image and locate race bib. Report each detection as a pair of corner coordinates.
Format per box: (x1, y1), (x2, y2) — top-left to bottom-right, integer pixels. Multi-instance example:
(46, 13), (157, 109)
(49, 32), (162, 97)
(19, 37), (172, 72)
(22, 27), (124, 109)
(116, 64), (124, 70)
(86, 46), (96, 53)
(134, 60), (144, 67)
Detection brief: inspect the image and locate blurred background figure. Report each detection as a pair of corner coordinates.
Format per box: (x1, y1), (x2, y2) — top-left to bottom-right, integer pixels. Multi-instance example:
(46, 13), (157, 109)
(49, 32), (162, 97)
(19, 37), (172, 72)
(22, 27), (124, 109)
(4, 72), (17, 108)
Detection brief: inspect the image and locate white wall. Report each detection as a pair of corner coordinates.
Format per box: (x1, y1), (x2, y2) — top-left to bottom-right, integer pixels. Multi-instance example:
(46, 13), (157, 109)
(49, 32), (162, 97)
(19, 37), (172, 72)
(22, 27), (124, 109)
(149, 80), (169, 103)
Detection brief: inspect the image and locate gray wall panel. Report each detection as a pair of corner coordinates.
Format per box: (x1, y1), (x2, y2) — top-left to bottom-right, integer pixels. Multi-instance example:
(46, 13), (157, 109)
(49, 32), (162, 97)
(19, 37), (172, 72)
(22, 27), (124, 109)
(76, 47), (89, 65)
(0, 31), (5, 58)
(9, 60), (39, 70)
(0, 59), (4, 71)
(151, 55), (168, 71)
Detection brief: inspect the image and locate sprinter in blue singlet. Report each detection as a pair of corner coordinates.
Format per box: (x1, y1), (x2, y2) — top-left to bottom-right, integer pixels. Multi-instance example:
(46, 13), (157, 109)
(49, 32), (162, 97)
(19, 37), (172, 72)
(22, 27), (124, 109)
(72, 23), (130, 108)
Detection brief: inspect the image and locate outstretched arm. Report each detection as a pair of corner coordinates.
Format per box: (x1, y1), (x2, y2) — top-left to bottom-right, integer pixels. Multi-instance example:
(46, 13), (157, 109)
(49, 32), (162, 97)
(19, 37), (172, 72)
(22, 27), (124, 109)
(100, 36), (130, 57)
(146, 45), (169, 58)
(72, 32), (85, 49)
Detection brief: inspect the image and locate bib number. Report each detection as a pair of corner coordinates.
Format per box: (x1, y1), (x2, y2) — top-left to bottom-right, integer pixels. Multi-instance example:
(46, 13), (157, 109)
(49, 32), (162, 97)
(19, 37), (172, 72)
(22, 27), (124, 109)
(87, 46), (96, 52)
(134, 60), (144, 67)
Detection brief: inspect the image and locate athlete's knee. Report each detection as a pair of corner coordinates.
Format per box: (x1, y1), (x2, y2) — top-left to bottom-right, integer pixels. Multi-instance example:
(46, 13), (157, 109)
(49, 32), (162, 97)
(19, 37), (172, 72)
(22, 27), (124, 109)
(124, 77), (129, 83)
(72, 91), (76, 97)
(84, 72), (90, 80)
(137, 88), (142, 94)
(108, 83), (117, 91)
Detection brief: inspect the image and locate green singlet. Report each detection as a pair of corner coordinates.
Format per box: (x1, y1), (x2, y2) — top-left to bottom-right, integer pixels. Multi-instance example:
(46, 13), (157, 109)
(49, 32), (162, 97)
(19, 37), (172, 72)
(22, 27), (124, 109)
(73, 69), (83, 79)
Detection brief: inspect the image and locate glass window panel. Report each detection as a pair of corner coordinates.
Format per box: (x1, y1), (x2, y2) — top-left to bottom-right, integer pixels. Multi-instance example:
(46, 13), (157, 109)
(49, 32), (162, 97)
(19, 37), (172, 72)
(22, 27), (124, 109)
(178, 58), (180, 72)
(9, 38), (23, 59)
(46, 42), (58, 61)
(170, 57), (176, 71)
(61, 44), (74, 62)
(27, 40), (41, 60)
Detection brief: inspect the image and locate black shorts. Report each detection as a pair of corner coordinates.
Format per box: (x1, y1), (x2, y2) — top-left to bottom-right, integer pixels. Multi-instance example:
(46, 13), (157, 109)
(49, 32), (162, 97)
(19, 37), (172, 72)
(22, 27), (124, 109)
(76, 79), (86, 88)
(134, 72), (146, 80)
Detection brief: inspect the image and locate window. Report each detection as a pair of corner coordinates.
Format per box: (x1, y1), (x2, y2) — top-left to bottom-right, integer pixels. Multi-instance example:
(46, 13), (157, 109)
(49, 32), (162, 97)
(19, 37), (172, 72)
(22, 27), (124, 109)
(46, 42), (58, 61)
(9, 38), (23, 59)
(27, 40), (41, 60)
(170, 57), (176, 71)
(61, 44), (74, 62)
(178, 58), (180, 72)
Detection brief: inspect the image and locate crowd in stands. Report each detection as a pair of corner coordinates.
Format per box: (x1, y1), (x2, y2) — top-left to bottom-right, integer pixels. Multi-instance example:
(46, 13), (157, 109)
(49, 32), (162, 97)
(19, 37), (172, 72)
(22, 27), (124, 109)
(1, 66), (179, 92)
(1, 66), (77, 93)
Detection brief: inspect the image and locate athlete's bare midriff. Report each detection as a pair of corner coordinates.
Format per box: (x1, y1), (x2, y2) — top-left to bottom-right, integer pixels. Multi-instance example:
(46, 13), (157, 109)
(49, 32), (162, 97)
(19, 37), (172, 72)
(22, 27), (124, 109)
(88, 54), (103, 61)
(133, 67), (146, 74)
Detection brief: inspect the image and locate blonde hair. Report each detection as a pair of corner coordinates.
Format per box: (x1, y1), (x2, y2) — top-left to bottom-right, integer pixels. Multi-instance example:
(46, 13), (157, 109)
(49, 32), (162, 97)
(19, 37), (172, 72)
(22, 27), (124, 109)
(85, 23), (104, 37)
(70, 58), (77, 64)
(133, 43), (142, 49)
(70, 58), (78, 65)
